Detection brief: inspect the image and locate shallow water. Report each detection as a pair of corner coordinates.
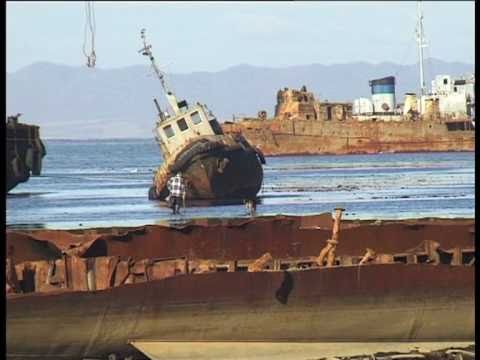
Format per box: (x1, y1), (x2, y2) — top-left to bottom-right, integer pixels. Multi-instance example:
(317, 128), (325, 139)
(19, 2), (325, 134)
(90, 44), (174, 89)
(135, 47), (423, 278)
(6, 139), (475, 229)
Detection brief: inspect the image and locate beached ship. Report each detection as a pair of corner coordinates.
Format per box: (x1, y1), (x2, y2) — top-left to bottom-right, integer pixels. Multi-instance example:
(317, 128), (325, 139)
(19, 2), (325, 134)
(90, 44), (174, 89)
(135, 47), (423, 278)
(6, 211), (475, 359)
(221, 5), (475, 156)
(6, 114), (46, 192)
(221, 81), (475, 156)
(138, 30), (264, 201)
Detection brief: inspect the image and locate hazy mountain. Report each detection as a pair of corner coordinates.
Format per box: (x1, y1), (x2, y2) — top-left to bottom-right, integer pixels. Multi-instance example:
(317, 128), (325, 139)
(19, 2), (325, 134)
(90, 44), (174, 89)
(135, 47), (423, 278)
(6, 59), (473, 139)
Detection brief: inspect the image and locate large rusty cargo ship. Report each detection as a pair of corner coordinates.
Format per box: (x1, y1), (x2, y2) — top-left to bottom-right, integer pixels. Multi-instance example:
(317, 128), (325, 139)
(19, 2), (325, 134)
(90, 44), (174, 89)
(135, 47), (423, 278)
(6, 211), (475, 359)
(6, 114), (46, 192)
(138, 30), (264, 201)
(221, 82), (475, 156)
(222, 5), (475, 156)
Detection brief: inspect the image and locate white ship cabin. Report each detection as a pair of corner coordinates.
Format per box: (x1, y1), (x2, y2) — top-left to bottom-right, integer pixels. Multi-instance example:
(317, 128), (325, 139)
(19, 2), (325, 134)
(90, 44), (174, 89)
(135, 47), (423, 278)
(154, 100), (224, 157)
(430, 74), (475, 117)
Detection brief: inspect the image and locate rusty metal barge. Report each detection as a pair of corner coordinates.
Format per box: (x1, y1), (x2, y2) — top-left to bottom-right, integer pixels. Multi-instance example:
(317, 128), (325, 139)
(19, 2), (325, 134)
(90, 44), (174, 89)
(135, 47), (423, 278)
(6, 211), (475, 359)
(138, 30), (264, 201)
(6, 114), (46, 192)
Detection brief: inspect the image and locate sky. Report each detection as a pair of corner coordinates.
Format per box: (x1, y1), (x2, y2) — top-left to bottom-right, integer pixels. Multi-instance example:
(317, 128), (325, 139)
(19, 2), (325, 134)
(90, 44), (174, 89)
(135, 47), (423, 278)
(6, 1), (475, 74)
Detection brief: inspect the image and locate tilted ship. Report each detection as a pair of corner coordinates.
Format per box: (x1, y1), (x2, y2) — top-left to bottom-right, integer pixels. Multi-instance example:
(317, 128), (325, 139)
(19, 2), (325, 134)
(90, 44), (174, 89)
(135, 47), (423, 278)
(6, 210), (475, 359)
(5, 114), (46, 192)
(138, 30), (264, 201)
(221, 6), (475, 156)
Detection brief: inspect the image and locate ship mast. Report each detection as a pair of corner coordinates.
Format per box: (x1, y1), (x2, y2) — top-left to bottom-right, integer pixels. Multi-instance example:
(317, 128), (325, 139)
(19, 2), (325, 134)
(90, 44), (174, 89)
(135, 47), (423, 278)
(139, 29), (180, 115)
(416, 2), (427, 113)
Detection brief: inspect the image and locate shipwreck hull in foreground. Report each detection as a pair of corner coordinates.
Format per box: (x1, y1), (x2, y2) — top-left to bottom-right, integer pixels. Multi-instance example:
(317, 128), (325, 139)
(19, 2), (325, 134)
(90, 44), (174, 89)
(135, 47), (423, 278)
(6, 216), (475, 359)
(7, 216), (474, 263)
(6, 264), (474, 359)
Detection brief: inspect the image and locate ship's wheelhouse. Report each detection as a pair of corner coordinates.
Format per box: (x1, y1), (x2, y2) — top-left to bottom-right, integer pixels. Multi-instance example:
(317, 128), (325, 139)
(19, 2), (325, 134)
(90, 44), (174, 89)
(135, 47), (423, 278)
(156, 104), (223, 156)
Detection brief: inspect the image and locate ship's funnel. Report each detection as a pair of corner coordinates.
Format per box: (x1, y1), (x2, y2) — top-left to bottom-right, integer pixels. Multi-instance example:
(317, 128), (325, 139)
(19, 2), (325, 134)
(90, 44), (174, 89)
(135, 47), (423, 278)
(369, 76), (396, 114)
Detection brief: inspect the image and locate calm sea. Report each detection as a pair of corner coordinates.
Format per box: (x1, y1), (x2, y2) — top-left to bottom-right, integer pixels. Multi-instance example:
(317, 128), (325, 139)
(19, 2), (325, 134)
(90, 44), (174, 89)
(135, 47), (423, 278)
(6, 139), (475, 229)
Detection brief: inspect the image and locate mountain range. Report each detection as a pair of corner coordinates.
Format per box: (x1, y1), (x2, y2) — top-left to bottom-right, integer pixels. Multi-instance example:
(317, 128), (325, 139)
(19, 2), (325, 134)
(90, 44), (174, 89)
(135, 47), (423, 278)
(6, 59), (474, 139)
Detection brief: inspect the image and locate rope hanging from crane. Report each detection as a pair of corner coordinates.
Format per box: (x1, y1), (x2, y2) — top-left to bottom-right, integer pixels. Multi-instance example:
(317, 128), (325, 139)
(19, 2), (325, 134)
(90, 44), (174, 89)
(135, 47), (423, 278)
(83, 1), (96, 68)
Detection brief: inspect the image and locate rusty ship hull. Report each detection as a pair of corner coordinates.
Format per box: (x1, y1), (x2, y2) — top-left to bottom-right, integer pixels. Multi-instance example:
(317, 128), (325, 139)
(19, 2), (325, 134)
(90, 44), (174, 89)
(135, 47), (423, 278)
(151, 137), (264, 201)
(221, 84), (474, 156)
(6, 264), (474, 359)
(5, 215), (475, 359)
(6, 116), (46, 192)
(222, 117), (474, 156)
(7, 215), (475, 263)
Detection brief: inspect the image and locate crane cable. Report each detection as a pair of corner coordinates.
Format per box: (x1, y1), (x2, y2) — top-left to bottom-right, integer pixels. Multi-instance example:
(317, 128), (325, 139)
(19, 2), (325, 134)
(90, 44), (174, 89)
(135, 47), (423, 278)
(83, 1), (96, 68)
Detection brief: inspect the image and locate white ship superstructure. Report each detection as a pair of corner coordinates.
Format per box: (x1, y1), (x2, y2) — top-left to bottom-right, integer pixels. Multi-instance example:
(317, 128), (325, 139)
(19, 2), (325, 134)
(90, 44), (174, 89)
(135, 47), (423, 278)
(352, 3), (474, 121)
(429, 74), (475, 118)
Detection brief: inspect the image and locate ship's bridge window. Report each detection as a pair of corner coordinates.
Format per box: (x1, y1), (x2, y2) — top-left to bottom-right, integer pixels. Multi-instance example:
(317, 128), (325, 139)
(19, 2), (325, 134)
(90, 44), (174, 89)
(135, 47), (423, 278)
(163, 124), (175, 138)
(191, 112), (202, 125)
(177, 100), (188, 112)
(177, 118), (189, 131)
(209, 118), (224, 135)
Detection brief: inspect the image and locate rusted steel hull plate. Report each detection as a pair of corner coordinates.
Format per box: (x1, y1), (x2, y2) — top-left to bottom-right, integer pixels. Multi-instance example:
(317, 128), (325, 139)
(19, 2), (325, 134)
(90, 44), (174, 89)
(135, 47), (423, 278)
(6, 264), (474, 359)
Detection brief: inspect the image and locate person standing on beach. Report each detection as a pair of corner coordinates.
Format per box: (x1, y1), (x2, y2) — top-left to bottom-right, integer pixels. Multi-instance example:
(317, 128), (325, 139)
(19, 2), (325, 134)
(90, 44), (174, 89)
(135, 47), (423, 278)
(244, 198), (257, 216)
(167, 172), (186, 214)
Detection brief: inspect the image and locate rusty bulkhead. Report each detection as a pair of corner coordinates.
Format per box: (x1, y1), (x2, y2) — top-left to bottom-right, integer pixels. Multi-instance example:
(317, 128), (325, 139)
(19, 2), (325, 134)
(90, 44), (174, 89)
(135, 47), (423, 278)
(138, 29), (264, 202)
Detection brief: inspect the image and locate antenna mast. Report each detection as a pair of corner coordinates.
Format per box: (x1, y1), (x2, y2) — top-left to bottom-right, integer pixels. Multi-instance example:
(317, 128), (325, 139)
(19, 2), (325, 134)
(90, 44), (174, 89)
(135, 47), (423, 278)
(138, 29), (180, 115)
(416, 2), (427, 113)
